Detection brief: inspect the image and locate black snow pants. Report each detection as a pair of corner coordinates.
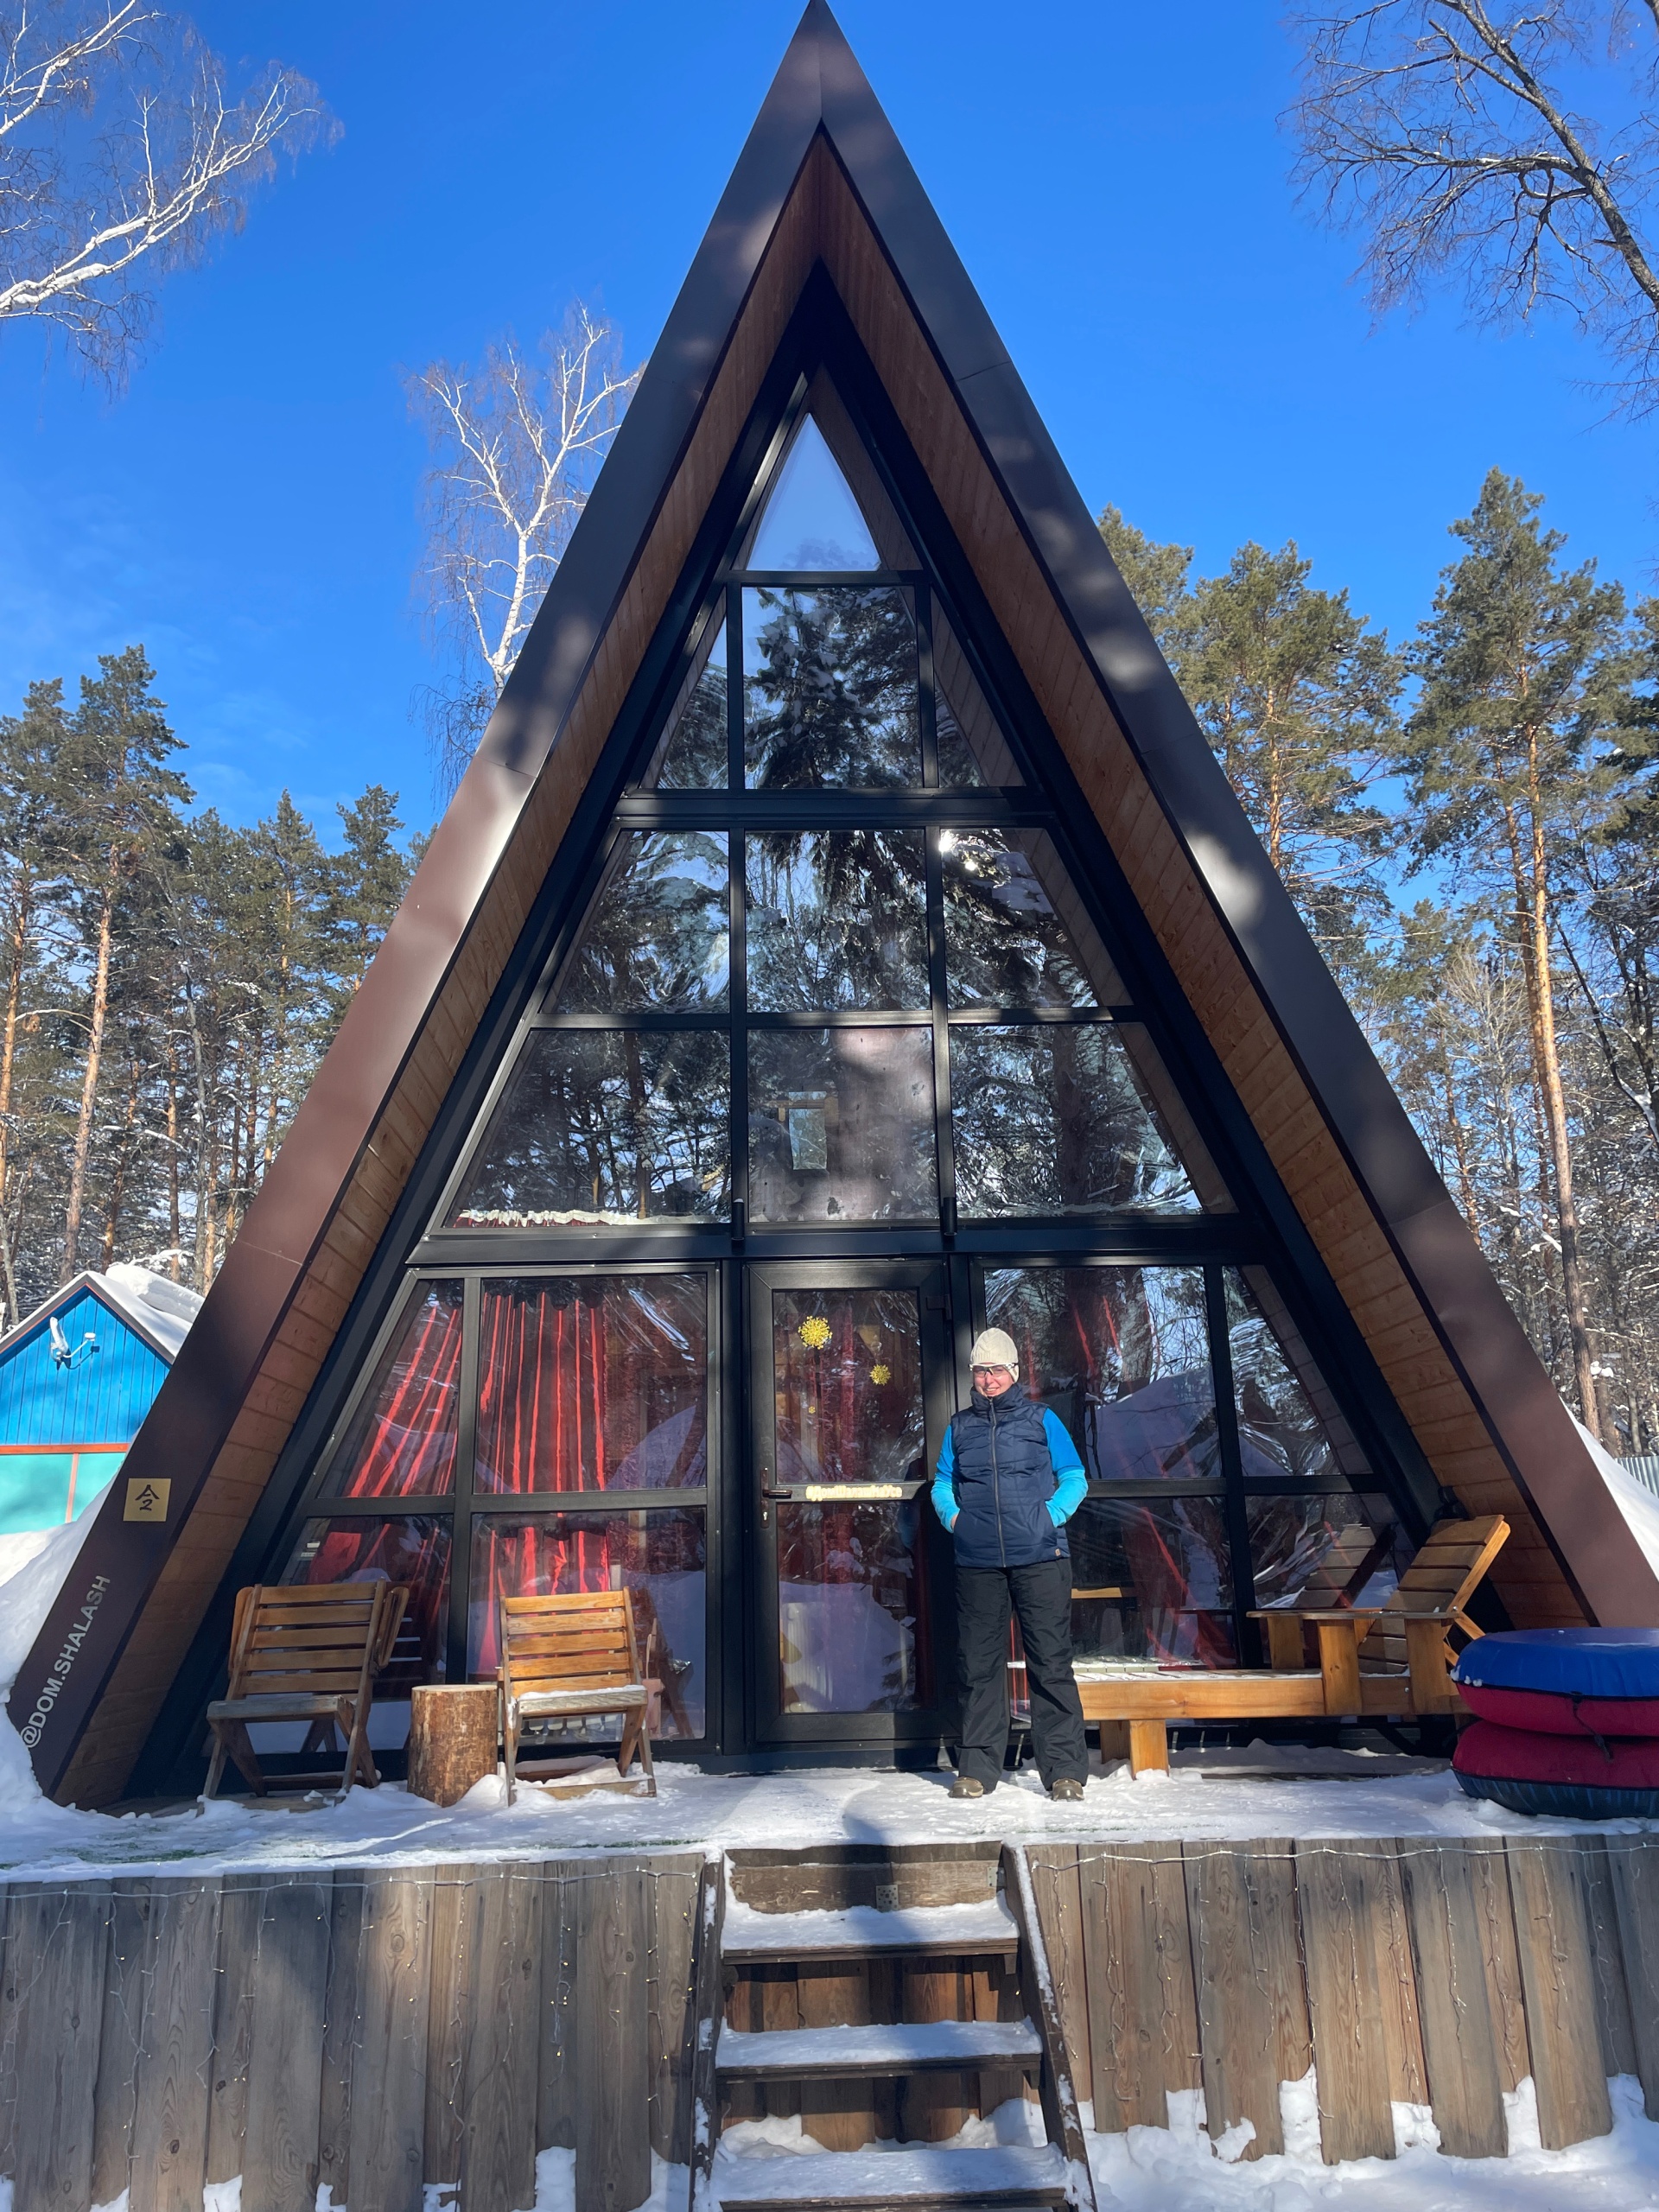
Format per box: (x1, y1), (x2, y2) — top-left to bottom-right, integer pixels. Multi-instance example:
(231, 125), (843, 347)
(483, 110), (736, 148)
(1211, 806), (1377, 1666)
(954, 1558), (1088, 1789)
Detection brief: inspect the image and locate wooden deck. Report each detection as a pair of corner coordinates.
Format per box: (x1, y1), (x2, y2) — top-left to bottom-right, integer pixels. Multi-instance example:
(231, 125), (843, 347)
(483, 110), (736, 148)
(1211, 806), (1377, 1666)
(0, 1834), (1651, 2209)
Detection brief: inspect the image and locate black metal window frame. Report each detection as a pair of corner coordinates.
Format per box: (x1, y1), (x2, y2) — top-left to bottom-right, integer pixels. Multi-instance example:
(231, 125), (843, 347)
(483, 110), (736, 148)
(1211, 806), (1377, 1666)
(294, 1259), (721, 1735)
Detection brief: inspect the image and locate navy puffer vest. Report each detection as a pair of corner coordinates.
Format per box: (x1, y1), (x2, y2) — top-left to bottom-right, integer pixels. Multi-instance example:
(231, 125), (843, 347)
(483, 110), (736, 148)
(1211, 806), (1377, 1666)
(949, 1382), (1067, 1570)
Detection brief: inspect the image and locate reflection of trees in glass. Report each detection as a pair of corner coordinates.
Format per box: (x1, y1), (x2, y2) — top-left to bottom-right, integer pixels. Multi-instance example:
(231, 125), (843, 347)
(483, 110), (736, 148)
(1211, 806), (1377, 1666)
(941, 830), (1096, 1007)
(1067, 1495), (1236, 1668)
(951, 1027), (1198, 1217)
(1225, 1272), (1342, 1482)
(744, 588), (921, 788)
(454, 1031), (729, 1225)
(551, 833), (728, 1011)
(985, 1266), (1217, 1483)
(1246, 1492), (1408, 1612)
(749, 1027), (937, 1224)
(656, 650), (728, 789)
(747, 831), (927, 1009)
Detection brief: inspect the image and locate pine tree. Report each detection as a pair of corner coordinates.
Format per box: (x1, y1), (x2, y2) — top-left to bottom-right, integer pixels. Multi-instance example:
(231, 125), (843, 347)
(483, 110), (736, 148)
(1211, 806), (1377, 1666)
(1403, 470), (1627, 1439)
(1096, 505), (1193, 648)
(1178, 540), (1402, 964)
(0, 682), (74, 1320)
(325, 785), (410, 1017)
(59, 651), (190, 1281)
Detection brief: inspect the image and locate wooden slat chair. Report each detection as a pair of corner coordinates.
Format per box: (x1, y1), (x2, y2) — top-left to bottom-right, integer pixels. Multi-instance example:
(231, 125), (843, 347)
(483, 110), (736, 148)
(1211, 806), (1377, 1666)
(204, 1580), (408, 1800)
(1252, 1513), (1510, 1712)
(1079, 1514), (1510, 1776)
(499, 1590), (656, 1804)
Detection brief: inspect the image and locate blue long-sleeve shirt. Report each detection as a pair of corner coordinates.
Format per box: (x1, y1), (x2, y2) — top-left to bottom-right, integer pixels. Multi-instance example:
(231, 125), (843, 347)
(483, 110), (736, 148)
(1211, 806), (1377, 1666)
(931, 1406), (1087, 1531)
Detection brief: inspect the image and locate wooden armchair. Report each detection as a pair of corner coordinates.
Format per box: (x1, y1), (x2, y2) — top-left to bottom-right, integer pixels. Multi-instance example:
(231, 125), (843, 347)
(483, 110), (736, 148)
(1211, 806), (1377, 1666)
(499, 1590), (656, 1804)
(203, 1580), (408, 1800)
(1251, 1513), (1510, 1714)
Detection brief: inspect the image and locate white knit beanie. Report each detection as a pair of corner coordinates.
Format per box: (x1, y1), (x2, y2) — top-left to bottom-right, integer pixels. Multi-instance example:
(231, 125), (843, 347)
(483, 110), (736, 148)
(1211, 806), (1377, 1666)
(969, 1327), (1020, 1378)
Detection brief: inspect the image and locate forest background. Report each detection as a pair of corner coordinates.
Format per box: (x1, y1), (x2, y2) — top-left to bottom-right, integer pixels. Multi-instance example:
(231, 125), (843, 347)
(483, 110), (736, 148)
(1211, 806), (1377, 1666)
(5, 2), (1659, 1458)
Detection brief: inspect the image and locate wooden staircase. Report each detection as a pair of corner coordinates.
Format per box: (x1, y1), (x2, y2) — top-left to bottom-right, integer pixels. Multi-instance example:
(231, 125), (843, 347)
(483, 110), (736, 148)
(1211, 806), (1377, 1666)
(690, 1844), (1094, 2212)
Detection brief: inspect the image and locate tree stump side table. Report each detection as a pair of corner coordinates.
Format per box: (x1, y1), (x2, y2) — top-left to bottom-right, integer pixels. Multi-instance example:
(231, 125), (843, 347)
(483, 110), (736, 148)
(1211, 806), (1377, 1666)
(407, 1682), (499, 1805)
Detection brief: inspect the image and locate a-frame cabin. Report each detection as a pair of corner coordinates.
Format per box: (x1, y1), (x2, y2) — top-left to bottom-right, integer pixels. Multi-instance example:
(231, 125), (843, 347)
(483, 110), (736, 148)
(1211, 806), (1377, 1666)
(18, 3), (1658, 1806)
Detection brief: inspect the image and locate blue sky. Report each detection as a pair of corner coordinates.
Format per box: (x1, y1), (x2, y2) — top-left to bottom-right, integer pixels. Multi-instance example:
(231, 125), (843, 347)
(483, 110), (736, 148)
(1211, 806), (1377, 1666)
(1, 1), (1655, 843)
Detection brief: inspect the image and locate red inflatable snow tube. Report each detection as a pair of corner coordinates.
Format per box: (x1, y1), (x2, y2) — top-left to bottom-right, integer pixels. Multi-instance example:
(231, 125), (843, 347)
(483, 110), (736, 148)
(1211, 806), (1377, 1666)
(1453, 1720), (1659, 1820)
(1459, 1682), (1659, 1737)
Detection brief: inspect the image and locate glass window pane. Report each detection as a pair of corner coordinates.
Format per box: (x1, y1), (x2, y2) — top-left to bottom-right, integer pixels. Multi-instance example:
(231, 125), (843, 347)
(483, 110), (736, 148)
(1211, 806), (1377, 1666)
(982, 1267), (1219, 1483)
(1247, 1493), (1411, 1615)
(475, 1274), (707, 1495)
(321, 1281), (462, 1499)
(747, 831), (928, 1011)
(932, 606), (1020, 786)
(1227, 1268), (1372, 1481)
(282, 1516), (452, 1692)
(468, 1508), (707, 1738)
(452, 1031), (730, 1227)
(548, 833), (728, 1013)
(941, 829), (1121, 1007)
(651, 620), (728, 789)
(950, 1025), (1201, 1217)
(1069, 1495), (1236, 1668)
(743, 588), (922, 789)
(779, 1498), (931, 1712)
(748, 416), (880, 571)
(772, 1287), (925, 1489)
(749, 1027), (938, 1224)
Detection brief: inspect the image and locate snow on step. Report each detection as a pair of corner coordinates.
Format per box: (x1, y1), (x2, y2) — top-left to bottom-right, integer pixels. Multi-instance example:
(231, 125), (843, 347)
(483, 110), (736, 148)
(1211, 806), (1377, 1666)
(722, 1896), (1018, 1959)
(710, 2141), (1066, 2209)
(718, 2017), (1041, 2076)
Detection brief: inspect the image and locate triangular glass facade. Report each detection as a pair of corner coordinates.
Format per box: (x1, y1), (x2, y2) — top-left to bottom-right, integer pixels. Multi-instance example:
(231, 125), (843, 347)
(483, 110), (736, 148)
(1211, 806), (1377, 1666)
(257, 362), (1414, 1764)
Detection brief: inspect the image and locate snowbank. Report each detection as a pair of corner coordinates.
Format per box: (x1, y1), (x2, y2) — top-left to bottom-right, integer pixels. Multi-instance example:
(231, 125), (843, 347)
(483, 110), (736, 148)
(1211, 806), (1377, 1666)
(0, 1514), (94, 1804)
(1574, 1411), (1659, 1583)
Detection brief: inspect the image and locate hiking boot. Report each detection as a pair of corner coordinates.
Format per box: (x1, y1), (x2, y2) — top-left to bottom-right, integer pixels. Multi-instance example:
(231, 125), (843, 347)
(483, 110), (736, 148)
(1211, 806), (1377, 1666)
(1049, 1777), (1086, 1802)
(949, 1775), (988, 1800)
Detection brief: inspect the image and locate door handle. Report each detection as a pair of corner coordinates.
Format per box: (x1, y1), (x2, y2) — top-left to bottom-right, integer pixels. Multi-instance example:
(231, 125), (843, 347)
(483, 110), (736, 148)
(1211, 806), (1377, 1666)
(761, 1486), (793, 1499)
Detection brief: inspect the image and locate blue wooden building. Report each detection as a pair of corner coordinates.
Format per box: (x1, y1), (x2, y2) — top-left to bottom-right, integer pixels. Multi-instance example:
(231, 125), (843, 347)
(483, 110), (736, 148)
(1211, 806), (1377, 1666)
(0, 1266), (201, 1533)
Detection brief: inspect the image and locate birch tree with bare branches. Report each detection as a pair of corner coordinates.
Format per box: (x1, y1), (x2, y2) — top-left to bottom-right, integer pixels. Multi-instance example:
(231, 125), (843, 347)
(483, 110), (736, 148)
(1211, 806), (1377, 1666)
(409, 306), (639, 797)
(1290, 2), (1659, 411)
(1, 1), (334, 380)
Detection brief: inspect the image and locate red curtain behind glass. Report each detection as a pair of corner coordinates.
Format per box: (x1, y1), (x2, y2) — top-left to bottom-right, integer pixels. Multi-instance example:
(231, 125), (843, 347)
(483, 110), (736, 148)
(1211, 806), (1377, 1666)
(477, 1287), (611, 1493)
(337, 1288), (462, 1498)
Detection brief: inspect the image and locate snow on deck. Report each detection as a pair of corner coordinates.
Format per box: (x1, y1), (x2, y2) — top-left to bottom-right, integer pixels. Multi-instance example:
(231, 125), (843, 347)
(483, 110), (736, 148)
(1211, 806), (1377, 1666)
(0, 1751), (1647, 1885)
(722, 1895), (1018, 1955)
(717, 2018), (1040, 2070)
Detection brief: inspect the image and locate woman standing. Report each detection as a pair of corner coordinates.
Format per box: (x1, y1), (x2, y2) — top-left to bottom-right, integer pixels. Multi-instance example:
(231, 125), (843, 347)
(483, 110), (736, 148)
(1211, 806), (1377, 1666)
(931, 1328), (1090, 1799)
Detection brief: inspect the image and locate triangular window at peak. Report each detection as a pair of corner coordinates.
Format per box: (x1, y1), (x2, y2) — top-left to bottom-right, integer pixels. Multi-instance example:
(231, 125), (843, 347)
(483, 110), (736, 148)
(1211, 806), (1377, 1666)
(747, 411), (880, 572)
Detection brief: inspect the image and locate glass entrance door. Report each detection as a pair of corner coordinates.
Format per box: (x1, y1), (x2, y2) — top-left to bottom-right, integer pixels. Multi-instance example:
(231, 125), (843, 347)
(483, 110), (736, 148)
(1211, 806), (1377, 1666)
(747, 1260), (955, 1745)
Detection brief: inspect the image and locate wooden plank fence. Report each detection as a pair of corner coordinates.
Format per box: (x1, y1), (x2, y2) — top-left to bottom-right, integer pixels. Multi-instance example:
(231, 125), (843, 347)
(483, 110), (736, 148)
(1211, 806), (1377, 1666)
(0, 1853), (702, 2212)
(1029, 1832), (1659, 2166)
(0, 1834), (1654, 2207)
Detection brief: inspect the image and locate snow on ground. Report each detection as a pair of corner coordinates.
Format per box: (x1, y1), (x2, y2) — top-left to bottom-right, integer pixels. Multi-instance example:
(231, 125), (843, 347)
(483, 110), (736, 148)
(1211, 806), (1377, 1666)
(1082, 2075), (1659, 2210)
(711, 2087), (1659, 2210)
(0, 1747), (1647, 1883)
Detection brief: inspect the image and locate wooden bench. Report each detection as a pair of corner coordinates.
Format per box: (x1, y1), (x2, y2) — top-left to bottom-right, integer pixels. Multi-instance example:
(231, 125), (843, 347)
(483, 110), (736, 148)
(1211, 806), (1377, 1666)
(500, 1589), (656, 1803)
(1078, 1514), (1510, 1775)
(203, 1580), (408, 1799)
